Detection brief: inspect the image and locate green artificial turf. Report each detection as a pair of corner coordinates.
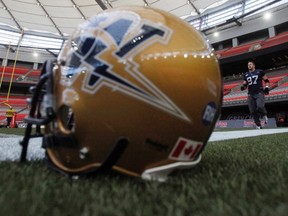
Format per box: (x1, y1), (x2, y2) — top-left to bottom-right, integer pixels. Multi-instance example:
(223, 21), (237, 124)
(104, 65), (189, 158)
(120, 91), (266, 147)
(0, 129), (287, 216)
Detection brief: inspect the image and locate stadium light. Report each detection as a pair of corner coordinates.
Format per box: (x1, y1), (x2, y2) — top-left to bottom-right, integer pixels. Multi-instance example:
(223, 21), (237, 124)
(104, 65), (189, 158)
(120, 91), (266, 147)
(264, 12), (272, 20)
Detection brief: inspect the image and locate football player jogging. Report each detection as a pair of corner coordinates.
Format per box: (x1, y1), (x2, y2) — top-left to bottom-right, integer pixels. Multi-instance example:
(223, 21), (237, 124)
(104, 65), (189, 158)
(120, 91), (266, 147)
(241, 61), (269, 129)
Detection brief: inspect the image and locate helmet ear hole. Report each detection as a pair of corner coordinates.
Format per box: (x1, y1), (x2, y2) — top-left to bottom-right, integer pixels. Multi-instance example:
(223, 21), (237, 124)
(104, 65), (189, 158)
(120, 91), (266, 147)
(59, 105), (75, 131)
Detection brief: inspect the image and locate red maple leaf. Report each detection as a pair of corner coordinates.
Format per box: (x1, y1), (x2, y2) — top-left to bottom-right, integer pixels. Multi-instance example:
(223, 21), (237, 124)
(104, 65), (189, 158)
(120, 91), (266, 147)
(184, 146), (193, 155)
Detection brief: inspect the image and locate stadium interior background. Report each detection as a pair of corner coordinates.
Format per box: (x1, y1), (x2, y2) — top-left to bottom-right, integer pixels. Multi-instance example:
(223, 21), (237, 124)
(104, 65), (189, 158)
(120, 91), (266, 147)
(0, 0), (288, 128)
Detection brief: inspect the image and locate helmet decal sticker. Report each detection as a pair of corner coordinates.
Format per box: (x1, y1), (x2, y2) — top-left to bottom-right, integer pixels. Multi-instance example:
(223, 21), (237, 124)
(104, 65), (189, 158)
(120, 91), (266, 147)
(104, 19), (133, 46)
(169, 137), (203, 161)
(202, 102), (217, 126)
(63, 11), (191, 122)
(115, 24), (166, 58)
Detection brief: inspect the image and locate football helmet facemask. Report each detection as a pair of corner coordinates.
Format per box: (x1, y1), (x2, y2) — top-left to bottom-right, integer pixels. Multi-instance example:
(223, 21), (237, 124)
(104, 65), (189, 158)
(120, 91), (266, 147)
(20, 6), (222, 181)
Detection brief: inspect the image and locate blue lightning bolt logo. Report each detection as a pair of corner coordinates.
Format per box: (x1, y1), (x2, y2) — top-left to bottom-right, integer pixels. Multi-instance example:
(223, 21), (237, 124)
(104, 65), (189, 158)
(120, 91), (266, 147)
(63, 14), (190, 122)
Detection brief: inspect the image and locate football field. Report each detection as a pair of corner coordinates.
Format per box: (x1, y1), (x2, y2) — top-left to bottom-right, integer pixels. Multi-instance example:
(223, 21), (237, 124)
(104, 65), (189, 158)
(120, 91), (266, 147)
(0, 128), (288, 216)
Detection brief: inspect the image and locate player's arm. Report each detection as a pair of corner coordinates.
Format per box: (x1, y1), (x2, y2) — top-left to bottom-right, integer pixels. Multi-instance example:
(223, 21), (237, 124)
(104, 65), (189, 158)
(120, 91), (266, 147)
(263, 75), (270, 95)
(240, 80), (247, 91)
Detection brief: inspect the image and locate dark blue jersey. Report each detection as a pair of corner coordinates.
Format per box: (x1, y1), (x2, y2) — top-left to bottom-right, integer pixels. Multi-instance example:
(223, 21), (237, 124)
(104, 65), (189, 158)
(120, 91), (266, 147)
(243, 69), (265, 95)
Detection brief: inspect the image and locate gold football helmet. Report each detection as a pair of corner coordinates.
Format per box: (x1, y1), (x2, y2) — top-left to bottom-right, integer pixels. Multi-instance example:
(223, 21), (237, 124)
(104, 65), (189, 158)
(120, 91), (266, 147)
(20, 6), (222, 181)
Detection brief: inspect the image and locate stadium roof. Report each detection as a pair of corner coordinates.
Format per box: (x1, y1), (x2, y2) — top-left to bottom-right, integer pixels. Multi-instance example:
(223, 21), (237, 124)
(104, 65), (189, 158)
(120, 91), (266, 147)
(1, 0), (288, 37)
(0, 0), (249, 36)
(0, 0), (287, 55)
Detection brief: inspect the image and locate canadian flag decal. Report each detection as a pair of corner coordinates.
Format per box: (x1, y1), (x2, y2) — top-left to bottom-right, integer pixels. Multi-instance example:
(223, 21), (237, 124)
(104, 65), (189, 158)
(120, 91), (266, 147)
(169, 138), (203, 161)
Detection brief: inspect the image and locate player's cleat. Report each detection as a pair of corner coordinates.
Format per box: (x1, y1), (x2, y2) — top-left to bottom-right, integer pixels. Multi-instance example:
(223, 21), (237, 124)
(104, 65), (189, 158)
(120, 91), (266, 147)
(263, 115), (268, 124)
(256, 125), (262, 129)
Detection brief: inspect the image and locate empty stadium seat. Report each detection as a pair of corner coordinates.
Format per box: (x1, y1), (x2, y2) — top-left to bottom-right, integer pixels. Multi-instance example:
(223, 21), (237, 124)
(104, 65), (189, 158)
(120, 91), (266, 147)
(214, 31), (288, 59)
(0, 66), (41, 83)
(261, 31), (288, 49)
(219, 40), (264, 58)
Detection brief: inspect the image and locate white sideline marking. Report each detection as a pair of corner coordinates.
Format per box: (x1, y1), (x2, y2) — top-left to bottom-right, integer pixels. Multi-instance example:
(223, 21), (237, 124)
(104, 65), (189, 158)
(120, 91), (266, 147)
(209, 128), (288, 142)
(0, 128), (287, 161)
(0, 136), (44, 162)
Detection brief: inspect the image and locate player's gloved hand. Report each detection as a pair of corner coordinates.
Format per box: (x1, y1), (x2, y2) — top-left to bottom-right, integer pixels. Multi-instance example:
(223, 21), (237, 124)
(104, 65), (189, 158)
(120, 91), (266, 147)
(240, 85), (246, 91)
(264, 86), (269, 95)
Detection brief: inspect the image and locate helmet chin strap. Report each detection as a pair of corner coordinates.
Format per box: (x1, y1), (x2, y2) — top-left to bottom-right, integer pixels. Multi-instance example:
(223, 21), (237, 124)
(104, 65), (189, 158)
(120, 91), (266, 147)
(92, 137), (129, 173)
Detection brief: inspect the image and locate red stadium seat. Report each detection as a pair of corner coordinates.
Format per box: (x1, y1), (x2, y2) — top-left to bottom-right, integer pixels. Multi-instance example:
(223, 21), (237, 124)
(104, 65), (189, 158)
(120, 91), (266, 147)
(0, 66), (41, 82)
(224, 82), (240, 90)
(0, 97), (28, 108)
(223, 95), (247, 102)
(279, 82), (288, 87)
(261, 31), (288, 49)
(219, 40), (264, 58)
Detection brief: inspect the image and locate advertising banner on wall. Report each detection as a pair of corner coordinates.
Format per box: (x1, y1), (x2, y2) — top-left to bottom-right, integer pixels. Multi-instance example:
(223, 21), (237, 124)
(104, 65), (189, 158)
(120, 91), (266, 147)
(215, 118), (277, 129)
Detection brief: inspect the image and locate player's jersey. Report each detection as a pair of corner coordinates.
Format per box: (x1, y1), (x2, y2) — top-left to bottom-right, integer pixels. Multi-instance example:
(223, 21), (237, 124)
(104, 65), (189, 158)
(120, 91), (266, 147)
(243, 69), (265, 95)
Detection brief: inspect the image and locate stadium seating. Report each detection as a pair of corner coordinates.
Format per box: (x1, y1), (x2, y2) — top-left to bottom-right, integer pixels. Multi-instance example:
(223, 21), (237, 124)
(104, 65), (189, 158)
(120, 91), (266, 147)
(214, 48), (229, 59)
(216, 40), (264, 58)
(215, 31), (288, 59)
(0, 66), (29, 74)
(260, 31), (288, 49)
(224, 82), (240, 90)
(0, 66), (41, 83)
(263, 74), (287, 90)
(223, 82), (241, 95)
(223, 69), (288, 104)
(0, 95), (28, 109)
(279, 82), (288, 87)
